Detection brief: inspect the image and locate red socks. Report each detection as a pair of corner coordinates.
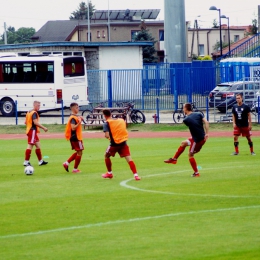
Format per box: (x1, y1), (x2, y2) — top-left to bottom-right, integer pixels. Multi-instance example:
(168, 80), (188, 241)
(25, 149), (31, 160)
(68, 152), (77, 163)
(128, 161), (137, 174)
(189, 157), (198, 173)
(35, 148), (42, 161)
(174, 146), (185, 159)
(74, 155), (82, 169)
(105, 158), (112, 172)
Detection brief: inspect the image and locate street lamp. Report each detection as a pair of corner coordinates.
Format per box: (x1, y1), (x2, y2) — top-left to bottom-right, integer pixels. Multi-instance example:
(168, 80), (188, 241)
(220, 15), (230, 54)
(209, 6), (223, 56)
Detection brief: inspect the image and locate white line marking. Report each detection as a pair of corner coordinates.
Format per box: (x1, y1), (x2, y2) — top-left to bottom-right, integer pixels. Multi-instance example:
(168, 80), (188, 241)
(1, 205), (260, 239)
(120, 166), (260, 198)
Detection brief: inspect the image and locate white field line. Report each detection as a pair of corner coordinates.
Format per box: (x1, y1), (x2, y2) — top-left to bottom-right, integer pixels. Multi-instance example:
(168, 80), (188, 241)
(1, 205), (260, 239)
(120, 166), (260, 198)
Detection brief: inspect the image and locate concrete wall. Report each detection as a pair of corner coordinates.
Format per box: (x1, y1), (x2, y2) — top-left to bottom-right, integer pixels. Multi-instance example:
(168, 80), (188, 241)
(99, 46), (143, 70)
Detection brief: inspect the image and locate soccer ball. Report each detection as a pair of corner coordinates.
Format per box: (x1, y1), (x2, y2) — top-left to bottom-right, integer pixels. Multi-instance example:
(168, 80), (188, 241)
(24, 165), (34, 175)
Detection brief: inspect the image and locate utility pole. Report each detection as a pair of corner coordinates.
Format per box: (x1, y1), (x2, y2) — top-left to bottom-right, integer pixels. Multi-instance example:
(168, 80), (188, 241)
(87, 0), (90, 42)
(4, 22), (7, 45)
(108, 0), (110, 41)
(258, 5), (260, 34)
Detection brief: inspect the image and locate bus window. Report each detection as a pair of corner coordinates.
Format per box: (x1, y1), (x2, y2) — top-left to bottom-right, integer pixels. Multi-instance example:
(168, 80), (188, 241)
(63, 57), (84, 77)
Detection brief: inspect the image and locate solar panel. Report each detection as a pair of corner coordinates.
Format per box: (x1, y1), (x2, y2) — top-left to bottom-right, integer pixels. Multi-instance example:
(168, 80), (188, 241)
(92, 9), (160, 21)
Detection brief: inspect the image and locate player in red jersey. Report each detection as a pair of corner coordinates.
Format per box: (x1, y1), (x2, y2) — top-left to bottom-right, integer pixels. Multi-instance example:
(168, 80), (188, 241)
(101, 109), (140, 181)
(23, 101), (48, 167)
(63, 103), (84, 173)
(231, 93), (255, 155)
(164, 103), (209, 177)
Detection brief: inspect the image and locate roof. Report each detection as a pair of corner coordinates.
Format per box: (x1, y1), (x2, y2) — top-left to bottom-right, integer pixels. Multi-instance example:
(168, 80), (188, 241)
(31, 19), (164, 42)
(31, 20), (79, 41)
(0, 41), (154, 51)
(92, 9), (160, 21)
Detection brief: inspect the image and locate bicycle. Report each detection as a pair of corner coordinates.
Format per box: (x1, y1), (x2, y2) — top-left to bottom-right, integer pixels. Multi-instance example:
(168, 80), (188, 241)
(112, 101), (146, 124)
(173, 102), (204, 124)
(81, 102), (105, 124)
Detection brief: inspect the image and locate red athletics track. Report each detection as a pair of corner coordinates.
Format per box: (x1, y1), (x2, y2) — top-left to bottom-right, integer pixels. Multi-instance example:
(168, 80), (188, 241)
(1, 131), (260, 140)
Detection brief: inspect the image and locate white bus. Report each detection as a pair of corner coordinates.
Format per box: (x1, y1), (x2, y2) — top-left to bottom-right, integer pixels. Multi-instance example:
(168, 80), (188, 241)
(0, 54), (89, 116)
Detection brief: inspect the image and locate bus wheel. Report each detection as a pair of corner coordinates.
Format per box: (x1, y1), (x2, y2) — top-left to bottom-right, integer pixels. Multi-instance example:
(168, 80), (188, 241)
(0, 98), (15, 117)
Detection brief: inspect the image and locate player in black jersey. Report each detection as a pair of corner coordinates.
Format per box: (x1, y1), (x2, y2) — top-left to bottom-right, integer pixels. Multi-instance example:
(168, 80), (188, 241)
(231, 93), (255, 155)
(164, 103), (209, 177)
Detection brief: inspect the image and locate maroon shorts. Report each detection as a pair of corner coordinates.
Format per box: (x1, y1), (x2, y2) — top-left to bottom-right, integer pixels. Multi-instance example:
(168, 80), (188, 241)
(188, 137), (206, 154)
(105, 144), (130, 158)
(27, 129), (39, 145)
(233, 126), (251, 137)
(70, 140), (84, 151)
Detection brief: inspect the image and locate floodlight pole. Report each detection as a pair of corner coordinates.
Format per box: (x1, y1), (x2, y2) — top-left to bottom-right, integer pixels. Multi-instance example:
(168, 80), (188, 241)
(4, 22), (7, 45)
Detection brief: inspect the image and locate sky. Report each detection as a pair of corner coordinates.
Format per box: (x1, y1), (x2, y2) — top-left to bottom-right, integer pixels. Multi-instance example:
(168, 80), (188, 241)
(0, 0), (259, 33)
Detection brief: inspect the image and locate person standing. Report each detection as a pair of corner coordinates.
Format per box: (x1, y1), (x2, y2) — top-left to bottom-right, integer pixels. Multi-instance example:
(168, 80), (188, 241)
(164, 103), (209, 177)
(63, 103), (84, 173)
(102, 109), (141, 181)
(23, 100), (48, 166)
(231, 93), (255, 155)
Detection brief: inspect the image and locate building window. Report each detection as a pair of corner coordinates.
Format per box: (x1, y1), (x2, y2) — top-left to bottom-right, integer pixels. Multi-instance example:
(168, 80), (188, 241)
(97, 31), (100, 38)
(199, 44), (205, 56)
(102, 30), (105, 38)
(159, 30), (164, 41)
(131, 30), (140, 41)
(234, 35), (239, 42)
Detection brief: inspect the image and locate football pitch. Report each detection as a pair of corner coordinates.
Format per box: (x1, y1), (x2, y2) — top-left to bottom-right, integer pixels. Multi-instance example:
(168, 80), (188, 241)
(1, 135), (260, 259)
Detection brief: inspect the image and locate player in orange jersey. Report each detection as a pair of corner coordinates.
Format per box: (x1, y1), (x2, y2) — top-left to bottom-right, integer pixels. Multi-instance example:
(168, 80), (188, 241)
(23, 100), (48, 167)
(63, 103), (84, 173)
(102, 109), (140, 181)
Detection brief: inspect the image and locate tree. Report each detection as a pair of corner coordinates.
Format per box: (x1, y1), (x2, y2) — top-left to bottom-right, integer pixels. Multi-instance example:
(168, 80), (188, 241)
(212, 19), (219, 28)
(70, 1), (95, 20)
(213, 40), (231, 52)
(0, 26), (35, 44)
(249, 19), (258, 35)
(134, 21), (158, 63)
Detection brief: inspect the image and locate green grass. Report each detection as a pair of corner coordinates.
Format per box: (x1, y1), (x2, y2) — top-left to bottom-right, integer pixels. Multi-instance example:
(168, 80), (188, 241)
(1, 137), (260, 259)
(1, 122), (260, 134)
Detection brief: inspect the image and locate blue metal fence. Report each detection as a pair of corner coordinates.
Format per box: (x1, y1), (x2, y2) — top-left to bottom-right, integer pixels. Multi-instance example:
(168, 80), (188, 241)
(87, 61), (216, 110)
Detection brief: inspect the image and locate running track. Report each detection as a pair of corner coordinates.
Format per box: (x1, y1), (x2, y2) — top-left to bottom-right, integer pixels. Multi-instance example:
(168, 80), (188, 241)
(1, 131), (260, 140)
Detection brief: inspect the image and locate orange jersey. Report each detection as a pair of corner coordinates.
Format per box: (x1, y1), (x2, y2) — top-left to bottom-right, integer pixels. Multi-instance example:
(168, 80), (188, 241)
(106, 118), (128, 144)
(25, 110), (39, 134)
(65, 115), (83, 141)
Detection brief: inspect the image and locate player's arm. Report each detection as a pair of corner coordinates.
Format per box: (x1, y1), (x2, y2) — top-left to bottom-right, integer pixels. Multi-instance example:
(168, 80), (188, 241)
(104, 131), (110, 140)
(248, 112), (252, 130)
(232, 107), (236, 127)
(33, 117), (48, 132)
(202, 117), (209, 140)
(70, 117), (82, 131)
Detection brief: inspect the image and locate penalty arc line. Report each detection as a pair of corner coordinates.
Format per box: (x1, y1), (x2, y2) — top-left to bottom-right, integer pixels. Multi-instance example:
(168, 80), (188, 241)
(1, 205), (260, 239)
(120, 166), (260, 198)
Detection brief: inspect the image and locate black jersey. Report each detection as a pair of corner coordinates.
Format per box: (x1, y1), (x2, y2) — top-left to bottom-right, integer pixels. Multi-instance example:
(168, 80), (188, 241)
(70, 118), (78, 141)
(30, 112), (38, 130)
(232, 103), (250, 127)
(183, 112), (205, 142)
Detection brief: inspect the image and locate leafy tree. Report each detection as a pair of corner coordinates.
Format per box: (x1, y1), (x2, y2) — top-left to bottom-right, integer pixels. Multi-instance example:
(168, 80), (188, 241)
(134, 22), (158, 63)
(212, 19), (219, 28)
(213, 40), (231, 52)
(0, 26), (35, 44)
(70, 1), (95, 20)
(249, 19), (258, 34)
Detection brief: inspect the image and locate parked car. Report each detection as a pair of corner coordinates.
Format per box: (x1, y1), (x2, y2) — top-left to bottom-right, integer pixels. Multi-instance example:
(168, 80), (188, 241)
(208, 81), (260, 113)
